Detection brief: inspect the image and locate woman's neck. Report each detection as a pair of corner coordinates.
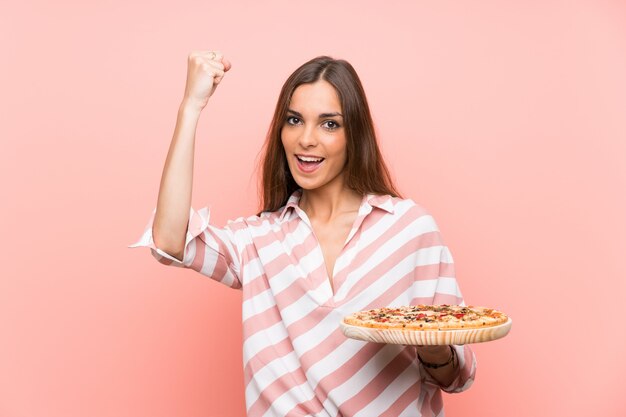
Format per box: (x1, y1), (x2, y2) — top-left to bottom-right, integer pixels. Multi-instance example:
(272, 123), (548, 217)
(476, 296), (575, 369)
(299, 184), (363, 222)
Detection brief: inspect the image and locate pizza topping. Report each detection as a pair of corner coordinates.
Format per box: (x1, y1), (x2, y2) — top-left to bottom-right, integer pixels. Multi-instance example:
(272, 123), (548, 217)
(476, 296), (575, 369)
(343, 304), (508, 331)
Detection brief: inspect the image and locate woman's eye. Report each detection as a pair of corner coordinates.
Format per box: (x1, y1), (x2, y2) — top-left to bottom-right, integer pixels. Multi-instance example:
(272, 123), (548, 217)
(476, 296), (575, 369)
(324, 120), (340, 130)
(285, 117), (340, 130)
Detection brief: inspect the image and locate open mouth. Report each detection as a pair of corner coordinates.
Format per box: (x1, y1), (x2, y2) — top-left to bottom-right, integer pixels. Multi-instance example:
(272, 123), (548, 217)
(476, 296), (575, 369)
(295, 155), (325, 172)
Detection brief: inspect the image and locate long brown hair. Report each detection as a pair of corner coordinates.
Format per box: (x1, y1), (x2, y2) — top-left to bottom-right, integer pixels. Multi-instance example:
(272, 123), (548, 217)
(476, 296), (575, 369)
(258, 55), (402, 214)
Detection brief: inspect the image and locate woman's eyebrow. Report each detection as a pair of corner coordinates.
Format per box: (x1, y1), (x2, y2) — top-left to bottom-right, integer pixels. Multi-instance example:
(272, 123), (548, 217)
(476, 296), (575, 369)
(287, 109), (343, 118)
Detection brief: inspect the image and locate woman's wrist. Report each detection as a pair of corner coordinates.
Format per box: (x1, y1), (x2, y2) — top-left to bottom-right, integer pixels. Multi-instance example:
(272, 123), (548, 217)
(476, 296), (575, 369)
(179, 97), (205, 116)
(416, 345), (456, 369)
(417, 346), (456, 369)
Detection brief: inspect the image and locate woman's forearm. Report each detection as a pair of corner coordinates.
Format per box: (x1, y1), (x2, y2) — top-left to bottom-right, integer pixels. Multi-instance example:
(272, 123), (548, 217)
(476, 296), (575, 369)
(152, 99), (203, 261)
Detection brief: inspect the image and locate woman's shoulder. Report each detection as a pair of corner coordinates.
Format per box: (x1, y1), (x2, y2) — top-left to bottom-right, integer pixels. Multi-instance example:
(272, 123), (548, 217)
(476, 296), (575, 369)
(225, 208), (282, 230)
(379, 195), (445, 240)
(378, 194), (435, 219)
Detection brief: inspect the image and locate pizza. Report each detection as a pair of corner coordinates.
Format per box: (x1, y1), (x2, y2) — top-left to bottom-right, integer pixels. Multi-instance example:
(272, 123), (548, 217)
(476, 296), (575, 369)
(343, 304), (508, 331)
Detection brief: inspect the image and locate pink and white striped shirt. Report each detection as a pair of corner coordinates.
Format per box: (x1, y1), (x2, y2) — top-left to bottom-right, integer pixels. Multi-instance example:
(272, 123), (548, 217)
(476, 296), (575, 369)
(129, 189), (476, 417)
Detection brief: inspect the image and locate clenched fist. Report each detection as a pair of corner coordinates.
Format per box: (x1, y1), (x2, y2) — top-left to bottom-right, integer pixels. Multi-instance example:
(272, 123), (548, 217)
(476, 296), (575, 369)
(183, 50), (232, 110)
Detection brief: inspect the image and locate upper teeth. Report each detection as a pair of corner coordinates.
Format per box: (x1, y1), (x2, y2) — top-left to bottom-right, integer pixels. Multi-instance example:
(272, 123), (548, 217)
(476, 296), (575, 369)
(298, 156), (323, 162)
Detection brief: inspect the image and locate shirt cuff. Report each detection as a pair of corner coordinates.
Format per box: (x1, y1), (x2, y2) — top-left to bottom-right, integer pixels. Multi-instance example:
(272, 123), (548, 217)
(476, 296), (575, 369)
(419, 345), (476, 394)
(128, 206), (211, 267)
(440, 345), (476, 393)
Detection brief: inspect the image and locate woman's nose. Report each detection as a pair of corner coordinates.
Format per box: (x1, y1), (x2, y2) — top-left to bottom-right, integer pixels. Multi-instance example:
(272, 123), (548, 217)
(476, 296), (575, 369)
(298, 126), (318, 148)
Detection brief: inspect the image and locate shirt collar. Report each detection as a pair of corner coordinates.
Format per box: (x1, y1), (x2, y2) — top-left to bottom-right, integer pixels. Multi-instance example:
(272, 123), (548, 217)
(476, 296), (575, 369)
(365, 193), (395, 214)
(278, 189), (395, 221)
(278, 189), (304, 221)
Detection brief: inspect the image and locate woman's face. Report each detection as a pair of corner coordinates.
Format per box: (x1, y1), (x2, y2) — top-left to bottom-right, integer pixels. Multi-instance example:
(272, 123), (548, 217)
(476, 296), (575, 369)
(281, 80), (347, 193)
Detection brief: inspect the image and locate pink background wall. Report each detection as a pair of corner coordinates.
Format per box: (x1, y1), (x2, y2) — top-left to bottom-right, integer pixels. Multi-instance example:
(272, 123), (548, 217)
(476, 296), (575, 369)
(2, 1), (625, 416)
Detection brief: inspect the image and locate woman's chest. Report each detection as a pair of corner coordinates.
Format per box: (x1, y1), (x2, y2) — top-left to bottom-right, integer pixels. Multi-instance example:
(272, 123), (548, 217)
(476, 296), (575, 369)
(241, 221), (352, 308)
(309, 215), (356, 285)
(240, 213), (419, 311)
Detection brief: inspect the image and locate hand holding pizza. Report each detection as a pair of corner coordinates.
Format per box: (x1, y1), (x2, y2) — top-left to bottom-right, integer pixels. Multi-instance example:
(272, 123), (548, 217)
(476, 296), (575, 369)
(414, 345), (449, 354)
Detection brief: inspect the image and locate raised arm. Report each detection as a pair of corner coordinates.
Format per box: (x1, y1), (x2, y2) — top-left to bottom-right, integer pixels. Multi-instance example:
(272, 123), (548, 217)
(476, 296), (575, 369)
(153, 50), (231, 261)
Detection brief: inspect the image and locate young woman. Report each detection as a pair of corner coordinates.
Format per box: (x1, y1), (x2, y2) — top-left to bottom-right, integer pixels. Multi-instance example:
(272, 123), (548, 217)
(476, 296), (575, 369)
(130, 51), (476, 417)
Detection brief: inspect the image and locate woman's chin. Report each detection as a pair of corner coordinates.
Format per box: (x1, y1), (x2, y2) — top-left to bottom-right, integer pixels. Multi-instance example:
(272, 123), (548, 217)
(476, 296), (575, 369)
(294, 181), (321, 191)
(289, 167), (347, 192)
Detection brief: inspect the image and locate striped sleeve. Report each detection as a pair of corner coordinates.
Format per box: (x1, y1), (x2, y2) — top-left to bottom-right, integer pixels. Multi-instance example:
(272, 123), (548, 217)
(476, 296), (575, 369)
(128, 206), (242, 289)
(419, 243), (477, 393)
